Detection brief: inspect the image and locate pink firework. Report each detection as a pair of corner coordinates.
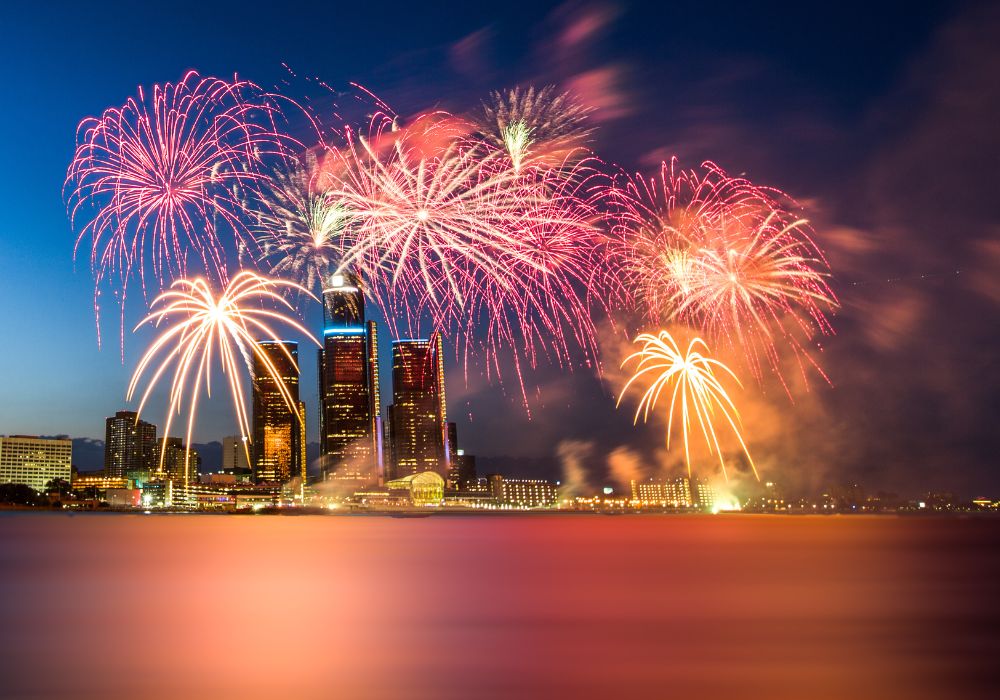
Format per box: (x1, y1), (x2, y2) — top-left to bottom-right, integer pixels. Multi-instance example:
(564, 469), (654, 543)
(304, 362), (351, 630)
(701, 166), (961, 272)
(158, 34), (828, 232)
(65, 71), (294, 340)
(329, 112), (608, 407)
(609, 158), (837, 390)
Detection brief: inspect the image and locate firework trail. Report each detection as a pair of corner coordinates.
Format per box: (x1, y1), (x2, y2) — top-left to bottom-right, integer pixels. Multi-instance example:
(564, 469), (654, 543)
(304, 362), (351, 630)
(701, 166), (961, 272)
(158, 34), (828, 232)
(65, 71), (296, 342)
(126, 271), (317, 483)
(617, 329), (756, 480)
(251, 151), (349, 292)
(609, 159), (837, 390)
(329, 112), (608, 406)
(479, 85), (595, 172)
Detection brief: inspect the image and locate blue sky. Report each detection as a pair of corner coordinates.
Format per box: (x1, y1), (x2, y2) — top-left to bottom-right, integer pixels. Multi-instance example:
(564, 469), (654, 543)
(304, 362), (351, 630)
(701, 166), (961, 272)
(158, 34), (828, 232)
(3, 0), (998, 495)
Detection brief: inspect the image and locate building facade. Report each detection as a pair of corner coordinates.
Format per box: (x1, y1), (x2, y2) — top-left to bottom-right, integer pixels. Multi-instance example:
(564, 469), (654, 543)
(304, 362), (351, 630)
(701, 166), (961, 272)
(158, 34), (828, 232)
(251, 341), (304, 484)
(0, 436), (72, 493)
(318, 272), (380, 483)
(630, 476), (717, 510)
(153, 437), (200, 484)
(486, 474), (558, 508)
(104, 410), (157, 478)
(222, 435), (251, 471)
(386, 334), (447, 480)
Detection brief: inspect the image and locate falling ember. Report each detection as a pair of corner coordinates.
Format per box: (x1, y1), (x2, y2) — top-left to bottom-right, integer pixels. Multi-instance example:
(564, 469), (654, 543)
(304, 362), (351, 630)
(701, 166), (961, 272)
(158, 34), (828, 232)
(126, 271), (318, 483)
(617, 329), (757, 481)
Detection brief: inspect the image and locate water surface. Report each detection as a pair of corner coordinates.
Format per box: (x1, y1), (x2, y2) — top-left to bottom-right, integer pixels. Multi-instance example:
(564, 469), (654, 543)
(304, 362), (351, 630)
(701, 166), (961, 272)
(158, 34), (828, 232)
(0, 513), (997, 699)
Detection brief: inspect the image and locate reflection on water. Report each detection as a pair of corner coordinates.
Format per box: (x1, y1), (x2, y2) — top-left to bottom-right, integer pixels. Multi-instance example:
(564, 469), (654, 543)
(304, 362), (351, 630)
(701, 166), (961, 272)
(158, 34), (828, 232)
(0, 513), (997, 699)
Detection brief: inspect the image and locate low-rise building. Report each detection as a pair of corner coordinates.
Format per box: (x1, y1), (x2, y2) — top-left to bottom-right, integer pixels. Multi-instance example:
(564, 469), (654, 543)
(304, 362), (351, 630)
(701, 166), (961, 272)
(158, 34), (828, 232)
(0, 435), (72, 494)
(487, 474), (557, 508)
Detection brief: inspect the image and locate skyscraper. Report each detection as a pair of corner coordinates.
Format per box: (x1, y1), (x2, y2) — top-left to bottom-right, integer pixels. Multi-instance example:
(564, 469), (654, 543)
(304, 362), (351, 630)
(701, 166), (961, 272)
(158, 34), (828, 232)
(104, 410), (157, 478)
(318, 272), (380, 483)
(222, 435), (251, 471)
(252, 341), (304, 484)
(152, 437), (200, 484)
(386, 334), (447, 480)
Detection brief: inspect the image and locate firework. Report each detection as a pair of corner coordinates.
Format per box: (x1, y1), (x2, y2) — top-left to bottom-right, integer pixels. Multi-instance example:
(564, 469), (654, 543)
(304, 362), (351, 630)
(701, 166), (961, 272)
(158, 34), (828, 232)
(65, 71), (294, 339)
(610, 159), (837, 388)
(252, 151), (349, 292)
(618, 329), (756, 480)
(330, 113), (608, 406)
(479, 85), (594, 172)
(126, 271), (316, 483)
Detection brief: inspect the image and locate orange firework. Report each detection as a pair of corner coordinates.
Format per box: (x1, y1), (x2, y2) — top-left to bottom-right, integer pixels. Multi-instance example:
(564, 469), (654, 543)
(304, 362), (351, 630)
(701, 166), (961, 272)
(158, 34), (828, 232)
(618, 329), (757, 480)
(610, 159), (837, 391)
(126, 271), (317, 482)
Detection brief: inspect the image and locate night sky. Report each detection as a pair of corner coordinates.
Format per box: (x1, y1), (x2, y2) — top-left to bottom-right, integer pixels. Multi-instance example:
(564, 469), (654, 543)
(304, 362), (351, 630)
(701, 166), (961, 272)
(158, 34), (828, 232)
(1, 0), (997, 495)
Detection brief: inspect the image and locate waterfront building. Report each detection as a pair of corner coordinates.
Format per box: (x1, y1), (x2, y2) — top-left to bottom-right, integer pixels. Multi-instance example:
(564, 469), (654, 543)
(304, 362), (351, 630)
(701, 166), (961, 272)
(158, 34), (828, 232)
(222, 435), (251, 471)
(487, 474), (557, 508)
(104, 410), (157, 478)
(153, 437), (201, 484)
(630, 476), (717, 511)
(386, 335), (447, 480)
(318, 272), (380, 483)
(693, 479), (716, 512)
(383, 471), (445, 507)
(105, 488), (141, 508)
(251, 341), (305, 484)
(631, 476), (694, 507)
(0, 435), (72, 493)
(71, 473), (132, 494)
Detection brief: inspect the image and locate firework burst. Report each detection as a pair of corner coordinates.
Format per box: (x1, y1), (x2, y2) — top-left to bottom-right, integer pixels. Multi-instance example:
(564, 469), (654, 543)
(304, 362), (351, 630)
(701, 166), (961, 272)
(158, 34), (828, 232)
(330, 113), (608, 406)
(65, 71), (294, 340)
(252, 151), (349, 292)
(126, 271), (317, 483)
(479, 85), (594, 172)
(618, 329), (756, 480)
(610, 159), (837, 389)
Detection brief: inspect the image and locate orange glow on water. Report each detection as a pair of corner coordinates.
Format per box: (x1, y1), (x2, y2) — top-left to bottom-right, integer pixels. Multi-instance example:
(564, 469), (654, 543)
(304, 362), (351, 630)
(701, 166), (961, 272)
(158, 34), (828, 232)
(0, 514), (996, 699)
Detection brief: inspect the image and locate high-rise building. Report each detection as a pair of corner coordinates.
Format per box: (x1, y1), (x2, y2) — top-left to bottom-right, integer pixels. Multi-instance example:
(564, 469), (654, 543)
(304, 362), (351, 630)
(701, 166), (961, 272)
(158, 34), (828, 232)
(318, 272), (380, 483)
(386, 334), (447, 480)
(222, 435), (251, 471)
(0, 436), (72, 493)
(454, 450), (478, 491)
(153, 437), (200, 484)
(251, 341), (304, 484)
(104, 411), (157, 478)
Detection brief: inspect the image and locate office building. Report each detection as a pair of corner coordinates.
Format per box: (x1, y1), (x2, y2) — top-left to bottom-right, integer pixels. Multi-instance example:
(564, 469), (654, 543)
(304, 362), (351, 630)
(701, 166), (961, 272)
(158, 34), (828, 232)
(104, 410), (157, 478)
(153, 437), (200, 484)
(0, 435), (72, 493)
(386, 334), (447, 480)
(252, 341), (304, 484)
(318, 272), (380, 483)
(630, 476), (717, 511)
(486, 475), (557, 508)
(443, 422), (477, 490)
(222, 435), (251, 471)
(631, 476), (694, 507)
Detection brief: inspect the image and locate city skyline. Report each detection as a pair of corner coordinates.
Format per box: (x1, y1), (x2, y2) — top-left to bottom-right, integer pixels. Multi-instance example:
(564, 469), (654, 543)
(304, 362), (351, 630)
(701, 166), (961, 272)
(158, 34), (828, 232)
(1, 0), (998, 500)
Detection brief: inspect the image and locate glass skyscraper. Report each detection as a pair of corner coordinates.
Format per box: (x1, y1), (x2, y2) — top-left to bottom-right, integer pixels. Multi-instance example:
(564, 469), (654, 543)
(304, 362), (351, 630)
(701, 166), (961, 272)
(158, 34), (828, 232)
(318, 272), (381, 483)
(386, 334), (447, 480)
(252, 341), (304, 484)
